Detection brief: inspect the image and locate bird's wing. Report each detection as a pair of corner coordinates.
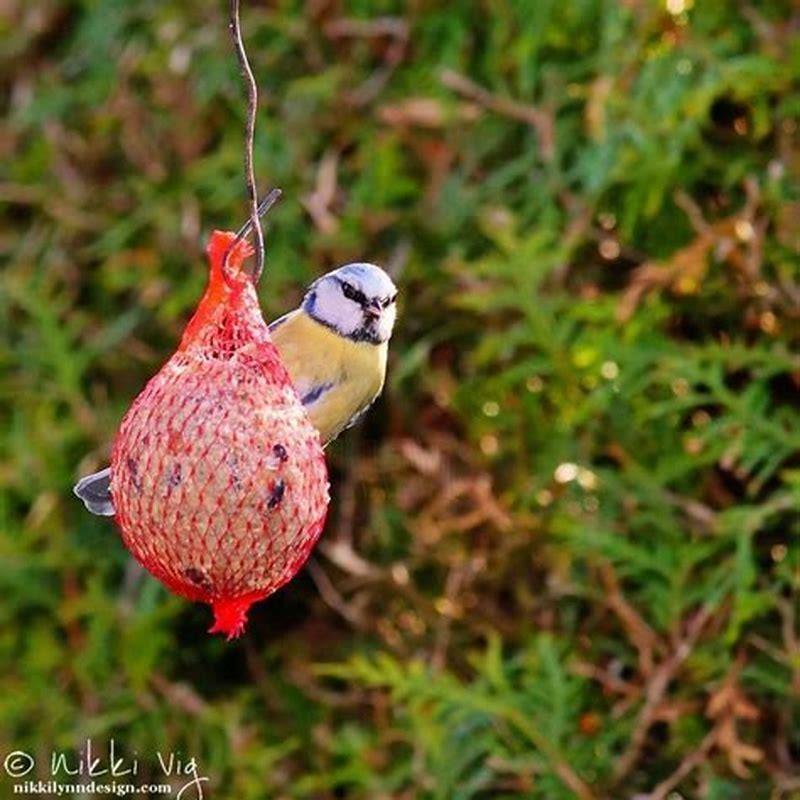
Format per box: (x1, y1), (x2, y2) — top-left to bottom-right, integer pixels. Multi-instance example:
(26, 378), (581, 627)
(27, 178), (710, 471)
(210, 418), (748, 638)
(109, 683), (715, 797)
(269, 310), (343, 399)
(74, 467), (115, 516)
(340, 390), (380, 432)
(299, 382), (335, 406)
(270, 310), (335, 402)
(268, 309), (295, 333)
(270, 310), (387, 444)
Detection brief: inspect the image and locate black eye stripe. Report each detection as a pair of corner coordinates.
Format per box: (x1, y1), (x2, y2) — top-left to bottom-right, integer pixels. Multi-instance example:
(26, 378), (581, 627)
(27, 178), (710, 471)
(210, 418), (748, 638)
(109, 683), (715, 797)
(339, 278), (396, 308)
(340, 280), (367, 305)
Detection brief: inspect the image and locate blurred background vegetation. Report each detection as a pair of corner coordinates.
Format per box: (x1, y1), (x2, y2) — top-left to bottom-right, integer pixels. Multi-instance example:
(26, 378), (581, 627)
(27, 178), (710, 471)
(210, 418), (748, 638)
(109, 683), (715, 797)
(2, 1), (799, 798)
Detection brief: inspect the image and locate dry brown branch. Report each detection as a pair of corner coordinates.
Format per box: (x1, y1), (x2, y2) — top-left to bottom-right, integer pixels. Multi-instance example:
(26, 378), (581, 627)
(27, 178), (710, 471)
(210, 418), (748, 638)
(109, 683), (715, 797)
(706, 657), (763, 779)
(439, 69), (555, 161)
(302, 149), (340, 234)
(776, 597), (800, 696)
(633, 722), (721, 800)
(307, 557), (366, 627)
(572, 661), (640, 699)
(431, 559), (474, 670)
(150, 673), (208, 716)
(600, 563), (663, 676)
(613, 605), (715, 784)
(619, 183), (768, 320)
(323, 17), (408, 39)
(318, 538), (382, 579)
(324, 17), (409, 107)
(674, 189), (709, 234)
(662, 490), (719, 533)
(378, 97), (481, 128)
(285, 658), (365, 708)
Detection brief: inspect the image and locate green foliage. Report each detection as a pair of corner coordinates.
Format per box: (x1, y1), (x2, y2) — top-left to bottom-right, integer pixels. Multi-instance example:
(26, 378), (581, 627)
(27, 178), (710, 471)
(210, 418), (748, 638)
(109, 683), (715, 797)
(314, 636), (618, 799)
(1, 1), (798, 798)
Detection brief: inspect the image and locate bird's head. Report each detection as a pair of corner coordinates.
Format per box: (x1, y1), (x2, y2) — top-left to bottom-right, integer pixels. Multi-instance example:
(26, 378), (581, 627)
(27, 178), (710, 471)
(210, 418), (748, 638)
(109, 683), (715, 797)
(303, 263), (397, 344)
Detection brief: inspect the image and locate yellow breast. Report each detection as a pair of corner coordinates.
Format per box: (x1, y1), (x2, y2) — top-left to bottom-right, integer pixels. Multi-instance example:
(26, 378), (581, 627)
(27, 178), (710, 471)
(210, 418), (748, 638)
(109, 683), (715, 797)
(270, 310), (387, 444)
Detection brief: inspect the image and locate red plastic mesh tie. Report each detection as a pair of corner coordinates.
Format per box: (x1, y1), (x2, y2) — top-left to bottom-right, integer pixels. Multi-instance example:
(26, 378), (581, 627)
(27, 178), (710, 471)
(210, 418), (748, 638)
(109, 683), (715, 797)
(110, 231), (330, 638)
(208, 593), (261, 640)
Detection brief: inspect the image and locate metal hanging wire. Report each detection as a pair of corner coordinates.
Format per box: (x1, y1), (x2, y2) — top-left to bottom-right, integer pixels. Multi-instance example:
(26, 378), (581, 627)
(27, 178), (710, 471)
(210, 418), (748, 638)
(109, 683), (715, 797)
(226, 0), (274, 282)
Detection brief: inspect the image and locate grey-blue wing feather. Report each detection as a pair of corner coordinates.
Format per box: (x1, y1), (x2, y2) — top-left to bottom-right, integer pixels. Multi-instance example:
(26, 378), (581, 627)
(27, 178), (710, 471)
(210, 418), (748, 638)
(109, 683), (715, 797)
(300, 382), (334, 407)
(340, 392), (380, 435)
(74, 467), (115, 516)
(268, 312), (293, 333)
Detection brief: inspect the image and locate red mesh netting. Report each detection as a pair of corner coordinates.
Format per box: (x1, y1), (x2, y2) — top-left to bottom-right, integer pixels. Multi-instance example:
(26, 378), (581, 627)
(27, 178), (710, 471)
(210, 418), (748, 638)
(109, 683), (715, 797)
(110, 231), (329, 639)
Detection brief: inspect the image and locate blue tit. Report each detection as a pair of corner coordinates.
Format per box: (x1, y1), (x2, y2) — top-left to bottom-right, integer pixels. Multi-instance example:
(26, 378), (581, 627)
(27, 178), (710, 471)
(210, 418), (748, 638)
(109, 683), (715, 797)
(270, 262), (397, 443)
(74, 262), (398, 517)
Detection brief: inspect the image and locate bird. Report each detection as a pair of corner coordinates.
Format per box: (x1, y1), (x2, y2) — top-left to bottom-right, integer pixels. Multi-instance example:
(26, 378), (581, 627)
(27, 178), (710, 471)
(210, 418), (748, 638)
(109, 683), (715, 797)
(74, 261), (397, 517)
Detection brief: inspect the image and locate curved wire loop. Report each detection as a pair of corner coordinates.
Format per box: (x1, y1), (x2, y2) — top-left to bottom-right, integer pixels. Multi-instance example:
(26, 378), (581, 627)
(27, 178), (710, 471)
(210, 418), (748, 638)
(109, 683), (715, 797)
(225, 0), (265, 282)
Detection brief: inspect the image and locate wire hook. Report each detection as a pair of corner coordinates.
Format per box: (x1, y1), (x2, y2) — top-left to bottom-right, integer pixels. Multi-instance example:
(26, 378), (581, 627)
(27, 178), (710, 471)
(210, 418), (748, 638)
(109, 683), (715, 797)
(227, 0), (265, 282)
(234, 188), (282, 242)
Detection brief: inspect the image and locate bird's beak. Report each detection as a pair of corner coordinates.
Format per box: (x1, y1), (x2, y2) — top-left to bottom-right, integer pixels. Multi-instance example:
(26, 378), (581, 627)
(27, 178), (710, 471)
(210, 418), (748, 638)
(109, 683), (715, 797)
(364, 299), (382, 320)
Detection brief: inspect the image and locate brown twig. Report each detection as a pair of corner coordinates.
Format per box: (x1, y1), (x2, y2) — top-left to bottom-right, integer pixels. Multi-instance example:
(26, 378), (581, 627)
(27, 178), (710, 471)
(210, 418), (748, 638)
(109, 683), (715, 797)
(306, 557), (365, 627)
(150, 673), (208, 716)
(301, 150), (339, 234)
(633, 722), (721, 800)
(674, 189), (709, 234)
(661, 490), (718, 533)
(318, 538), (382, 579)
(612, 605), (715, 783)
(439, 69), (555, 161)
(600, 563), (663, 676)
(325, 17), (409, 107)
(777, 597), (800, 696)
(571, 661), (640, 701)
(431, 560), (471, 671)
(323, 16), (408, 39)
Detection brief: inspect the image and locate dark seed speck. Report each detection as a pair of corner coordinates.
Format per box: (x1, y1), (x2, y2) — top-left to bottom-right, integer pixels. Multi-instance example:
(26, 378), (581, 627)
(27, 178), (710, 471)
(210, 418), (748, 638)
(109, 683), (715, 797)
(267, 479), (285, 509)
(126, 456), (142, 492)
(183, 566), (211, 589)
(167, 463), (182, 488)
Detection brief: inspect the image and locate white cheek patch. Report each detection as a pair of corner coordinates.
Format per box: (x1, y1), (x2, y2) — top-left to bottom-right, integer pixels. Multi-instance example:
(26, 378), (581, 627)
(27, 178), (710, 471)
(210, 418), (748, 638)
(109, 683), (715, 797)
(333, 301), (364, 335)
(376, 304), (397, 341)
(311, 280), (364, 336)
